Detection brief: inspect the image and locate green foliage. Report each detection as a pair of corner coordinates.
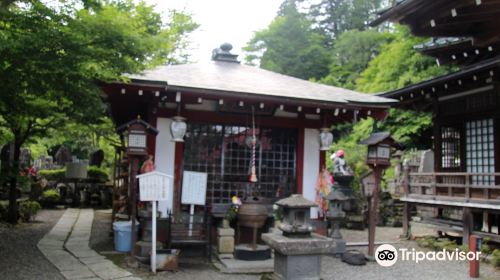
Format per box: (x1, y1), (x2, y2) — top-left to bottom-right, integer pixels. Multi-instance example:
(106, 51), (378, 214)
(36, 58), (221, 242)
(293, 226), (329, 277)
(0, 201), (7, 221)
(29, 117), (119, 172)
(307, 0), (383, 40)
(42, 189), (61, 204)
(480, 237), (492, 257)
(0, 1), (196, 223)
(244, 1), (330, 80)
(356, 26), (452, 93)
(19, 200), (41, 222)
(492, 249), (500, 268)
(87, 166), (109, 182)
(38, 169), (66, 181)
(329, 118), (374, 193)
(319, 29), (392, 89)
(416, 236), (460, 252)
(225, 205), (239, 222)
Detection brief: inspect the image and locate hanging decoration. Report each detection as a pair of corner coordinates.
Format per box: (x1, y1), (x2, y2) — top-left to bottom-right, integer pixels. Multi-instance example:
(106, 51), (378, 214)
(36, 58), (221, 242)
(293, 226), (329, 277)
(315, 167), (333, 219)
(249, 106), (258, 183)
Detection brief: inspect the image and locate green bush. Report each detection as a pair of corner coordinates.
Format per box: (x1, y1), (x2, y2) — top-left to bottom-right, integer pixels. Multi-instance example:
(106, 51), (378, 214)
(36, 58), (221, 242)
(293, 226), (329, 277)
(491, 249), (500, 269)
(41, 189), (61, 208)
(38, 169), (65, 181)
(0, 201), (7, 221)
(87, 166), (108, 182)
(19, 200), (41, 222)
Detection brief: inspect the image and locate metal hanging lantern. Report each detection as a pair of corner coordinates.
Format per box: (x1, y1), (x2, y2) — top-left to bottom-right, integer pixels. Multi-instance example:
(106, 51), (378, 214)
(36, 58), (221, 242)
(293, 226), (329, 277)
(319, 128), (333, 151)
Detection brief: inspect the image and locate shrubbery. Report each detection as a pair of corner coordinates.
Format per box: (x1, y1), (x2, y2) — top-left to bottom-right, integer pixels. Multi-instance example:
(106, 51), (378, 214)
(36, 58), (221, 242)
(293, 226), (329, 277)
(38, 166), (109, 182)
(38, 169), (65, 181)
(87, 166), (108, 182)
(491, 249), (500, 269)
(41, 189), (61, 208)
(19, 200), (41, 222)
(0, 201), (7, 221)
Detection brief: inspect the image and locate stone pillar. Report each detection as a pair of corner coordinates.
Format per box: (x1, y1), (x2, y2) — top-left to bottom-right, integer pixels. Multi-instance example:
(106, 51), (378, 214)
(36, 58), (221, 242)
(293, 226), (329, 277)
(217, 221), (235, 259)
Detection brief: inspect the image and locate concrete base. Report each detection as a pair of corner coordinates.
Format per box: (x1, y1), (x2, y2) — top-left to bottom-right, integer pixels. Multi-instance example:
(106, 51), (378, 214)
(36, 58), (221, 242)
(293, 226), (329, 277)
(331, 239), (346, 257)
(274, 252), (320, 280)
(234, 244), (271, 261)
(213, 256), (274, 274)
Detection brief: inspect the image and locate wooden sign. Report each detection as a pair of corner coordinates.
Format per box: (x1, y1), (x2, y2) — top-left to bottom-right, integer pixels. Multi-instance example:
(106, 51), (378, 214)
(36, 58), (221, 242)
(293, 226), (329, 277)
(137, 171), (173, 201)
(181, 171), (207, 205)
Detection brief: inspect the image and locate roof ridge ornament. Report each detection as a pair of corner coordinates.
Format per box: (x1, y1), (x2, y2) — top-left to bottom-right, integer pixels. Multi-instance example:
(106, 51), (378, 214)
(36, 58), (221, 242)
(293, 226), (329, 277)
(211, 43), (240, 63)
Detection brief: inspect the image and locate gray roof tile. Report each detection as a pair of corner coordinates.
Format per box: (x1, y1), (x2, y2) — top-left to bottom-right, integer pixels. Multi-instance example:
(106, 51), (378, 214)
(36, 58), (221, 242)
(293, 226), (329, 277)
(127, 61), (394, 106)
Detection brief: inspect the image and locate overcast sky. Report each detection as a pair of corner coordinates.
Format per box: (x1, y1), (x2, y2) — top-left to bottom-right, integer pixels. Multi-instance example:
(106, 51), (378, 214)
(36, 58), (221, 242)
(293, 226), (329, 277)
(146, 0), (282, 62)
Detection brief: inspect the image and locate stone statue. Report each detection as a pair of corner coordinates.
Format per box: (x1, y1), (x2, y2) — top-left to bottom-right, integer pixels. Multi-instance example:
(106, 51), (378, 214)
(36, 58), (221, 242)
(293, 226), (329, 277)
(332, 150), (353, 176)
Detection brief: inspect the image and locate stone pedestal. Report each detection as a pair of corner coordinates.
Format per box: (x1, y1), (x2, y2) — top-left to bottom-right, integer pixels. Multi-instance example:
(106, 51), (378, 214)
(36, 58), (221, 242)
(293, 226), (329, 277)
(217, 225), (235, 256)
(262, 232), (334, 280)
(275, 252), (320, 280)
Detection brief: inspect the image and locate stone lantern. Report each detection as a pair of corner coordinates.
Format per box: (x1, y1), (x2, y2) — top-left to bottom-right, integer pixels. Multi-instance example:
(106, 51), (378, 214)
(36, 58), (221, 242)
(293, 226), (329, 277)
(276, 194), (316, 237)
(262, 194), (334, 280)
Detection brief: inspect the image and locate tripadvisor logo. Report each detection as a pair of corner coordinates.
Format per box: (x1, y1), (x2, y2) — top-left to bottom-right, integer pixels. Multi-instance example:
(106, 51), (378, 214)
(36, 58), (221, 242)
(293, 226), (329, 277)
(375, 244), (481, 267)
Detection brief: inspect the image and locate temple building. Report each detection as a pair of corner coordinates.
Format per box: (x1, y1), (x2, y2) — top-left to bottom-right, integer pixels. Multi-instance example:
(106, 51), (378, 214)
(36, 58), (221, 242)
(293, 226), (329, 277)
(372, 0), (500, 243)
(101, 43), (393, 221)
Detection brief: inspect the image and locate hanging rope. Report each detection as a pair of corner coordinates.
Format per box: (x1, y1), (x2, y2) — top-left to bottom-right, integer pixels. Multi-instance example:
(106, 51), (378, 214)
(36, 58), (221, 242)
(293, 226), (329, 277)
(249, 105), (258, 183)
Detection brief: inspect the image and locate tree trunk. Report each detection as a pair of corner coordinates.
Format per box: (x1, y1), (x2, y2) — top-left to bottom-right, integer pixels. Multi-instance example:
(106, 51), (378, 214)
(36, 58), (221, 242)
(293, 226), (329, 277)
(7, 138), (22, 224)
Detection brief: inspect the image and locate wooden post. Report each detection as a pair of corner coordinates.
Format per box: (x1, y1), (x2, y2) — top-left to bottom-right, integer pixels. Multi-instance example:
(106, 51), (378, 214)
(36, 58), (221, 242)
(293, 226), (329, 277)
(151, 200), (157, 273)
(401, 161), (410, 239)
(368, 167), (381, 257)
(130, 157), (140, 259)
(462, 207), (473, 246)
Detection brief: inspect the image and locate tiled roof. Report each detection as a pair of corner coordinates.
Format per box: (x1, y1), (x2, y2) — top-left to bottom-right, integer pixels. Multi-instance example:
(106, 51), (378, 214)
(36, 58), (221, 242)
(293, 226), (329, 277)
(127, 61), (394, 106)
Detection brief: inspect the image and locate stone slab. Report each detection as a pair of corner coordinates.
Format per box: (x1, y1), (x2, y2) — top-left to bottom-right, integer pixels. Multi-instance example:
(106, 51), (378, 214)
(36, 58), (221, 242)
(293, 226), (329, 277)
(261, 232), (335, 255)
(88, 262), (132, 279)
(79, 256), (109, 265)
(218, 236), (234, 253)
(214, 257), (274, 274)
(60, 267), (96, 280)
(217, 227), (235, 236)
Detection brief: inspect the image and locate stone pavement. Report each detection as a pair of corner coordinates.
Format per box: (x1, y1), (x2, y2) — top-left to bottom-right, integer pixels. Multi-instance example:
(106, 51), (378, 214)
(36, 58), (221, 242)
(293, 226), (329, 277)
(38, 208), (140, 280)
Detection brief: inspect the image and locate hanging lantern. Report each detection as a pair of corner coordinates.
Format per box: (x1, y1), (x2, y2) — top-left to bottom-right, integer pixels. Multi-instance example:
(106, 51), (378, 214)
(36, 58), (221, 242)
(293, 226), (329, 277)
(170, 116), (187, 142)
(319, 128), (333, 151)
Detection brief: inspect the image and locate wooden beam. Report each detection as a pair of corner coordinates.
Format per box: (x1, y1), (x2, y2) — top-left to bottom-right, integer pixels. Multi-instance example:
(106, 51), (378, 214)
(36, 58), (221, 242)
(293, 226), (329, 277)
(462, 207), (473, 245)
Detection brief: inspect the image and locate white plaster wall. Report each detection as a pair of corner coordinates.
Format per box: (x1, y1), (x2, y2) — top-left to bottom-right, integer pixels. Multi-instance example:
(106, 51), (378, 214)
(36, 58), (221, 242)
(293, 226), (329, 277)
(155, 118), (176, 217)
(303, 128), (320, 219)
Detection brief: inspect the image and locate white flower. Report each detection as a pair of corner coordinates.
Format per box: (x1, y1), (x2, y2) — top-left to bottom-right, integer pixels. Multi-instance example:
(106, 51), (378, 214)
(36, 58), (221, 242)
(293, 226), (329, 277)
(273, 204), (278, 210)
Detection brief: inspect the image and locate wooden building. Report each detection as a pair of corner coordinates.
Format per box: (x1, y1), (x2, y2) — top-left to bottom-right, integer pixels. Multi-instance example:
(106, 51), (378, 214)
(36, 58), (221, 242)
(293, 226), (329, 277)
(101, 44), (393, 221)
(372, 0), (500, 243)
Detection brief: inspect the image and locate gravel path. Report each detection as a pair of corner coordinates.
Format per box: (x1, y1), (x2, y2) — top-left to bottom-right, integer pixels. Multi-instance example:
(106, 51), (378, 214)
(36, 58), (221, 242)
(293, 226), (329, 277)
(90, 211), (499, 280)
(321, 240), (500, 280)
(0, 209), (65, 280)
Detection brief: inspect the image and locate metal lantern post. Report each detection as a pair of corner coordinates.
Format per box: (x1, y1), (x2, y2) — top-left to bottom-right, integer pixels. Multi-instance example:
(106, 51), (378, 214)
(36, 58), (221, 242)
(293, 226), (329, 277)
(116, 117), (159, 263)
(360, 132), (398, 257)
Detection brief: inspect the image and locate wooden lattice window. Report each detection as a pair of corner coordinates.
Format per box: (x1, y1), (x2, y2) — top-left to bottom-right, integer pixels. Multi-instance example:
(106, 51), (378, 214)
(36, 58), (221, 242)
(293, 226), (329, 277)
(183, 123), (297, 207)
(441, 126), (461, 169)
(466, 119), (495, 185)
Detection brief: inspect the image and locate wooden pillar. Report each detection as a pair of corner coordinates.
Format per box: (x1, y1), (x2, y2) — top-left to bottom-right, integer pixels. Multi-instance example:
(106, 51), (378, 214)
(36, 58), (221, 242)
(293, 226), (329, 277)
(319, 151), (326, 170)
(129, 157), (140, 258)
(462, 207), (473, 245)
(368, 167), (382, 257)
(401, 161), (410, 238)
(297, 127), (305, 194)
(173, 142), (184, 218)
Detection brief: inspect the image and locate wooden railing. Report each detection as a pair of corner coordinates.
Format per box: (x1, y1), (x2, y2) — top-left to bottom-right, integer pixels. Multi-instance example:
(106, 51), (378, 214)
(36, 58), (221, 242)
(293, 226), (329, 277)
(405, 172), (500, 201)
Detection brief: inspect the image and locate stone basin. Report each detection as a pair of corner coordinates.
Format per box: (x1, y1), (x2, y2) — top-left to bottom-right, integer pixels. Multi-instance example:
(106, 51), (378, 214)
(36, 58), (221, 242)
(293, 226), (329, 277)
(261, 231), (334, 256)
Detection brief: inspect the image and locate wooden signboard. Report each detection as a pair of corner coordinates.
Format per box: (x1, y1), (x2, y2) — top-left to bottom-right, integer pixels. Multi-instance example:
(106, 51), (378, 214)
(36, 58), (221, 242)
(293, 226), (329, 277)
(137, 171), (172, 202)
(181, 171), (208, 205)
